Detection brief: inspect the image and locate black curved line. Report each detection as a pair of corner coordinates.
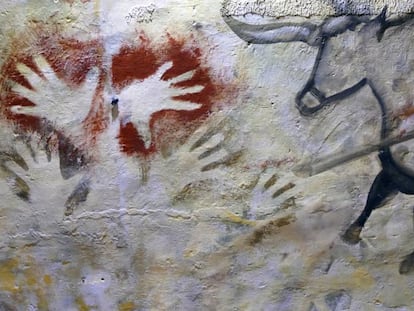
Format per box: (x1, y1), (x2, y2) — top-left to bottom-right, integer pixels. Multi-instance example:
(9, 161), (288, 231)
(295, 38), (370, 116)
(323, 78), (367, 104)
(309, 86), (326, 101)
(222, 15), (317, 44)
(295, 38), (327, 115)
(366, 81), (388, 140)
(366, 82), (414, 186)
(378, 9), (414, 41)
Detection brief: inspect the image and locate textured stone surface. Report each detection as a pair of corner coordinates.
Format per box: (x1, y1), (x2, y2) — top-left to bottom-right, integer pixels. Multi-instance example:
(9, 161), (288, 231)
(1, 0), (414, 310)
(222, 0), (414, 17)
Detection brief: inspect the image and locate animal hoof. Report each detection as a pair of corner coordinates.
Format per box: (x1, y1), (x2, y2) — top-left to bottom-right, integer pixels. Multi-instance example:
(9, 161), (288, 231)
(399, 252), (414, 274)
(341, 225), (362, 244)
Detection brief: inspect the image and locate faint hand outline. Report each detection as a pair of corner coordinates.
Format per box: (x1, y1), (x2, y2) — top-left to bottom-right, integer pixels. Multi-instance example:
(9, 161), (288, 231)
(0, 134), (86, 216)
(249, 168), (296, 220)
(151, 116), (243, 201)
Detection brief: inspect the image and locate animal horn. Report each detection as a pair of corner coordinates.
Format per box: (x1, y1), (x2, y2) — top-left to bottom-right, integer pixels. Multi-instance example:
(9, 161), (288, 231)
(377, 5), (388, 22)
(223, 15), (319, 45)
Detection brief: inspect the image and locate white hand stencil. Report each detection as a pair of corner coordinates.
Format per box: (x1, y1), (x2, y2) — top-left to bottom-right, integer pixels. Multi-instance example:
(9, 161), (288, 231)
(11, 56), (99, 136)
(116, 61), (204, 148)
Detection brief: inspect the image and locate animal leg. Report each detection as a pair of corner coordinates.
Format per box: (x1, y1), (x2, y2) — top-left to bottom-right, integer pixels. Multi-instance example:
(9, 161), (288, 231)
(342, 170), (397, 244)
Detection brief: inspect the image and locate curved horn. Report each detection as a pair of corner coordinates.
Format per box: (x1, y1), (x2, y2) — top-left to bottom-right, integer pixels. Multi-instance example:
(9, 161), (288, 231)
(223, 15), (318, 45)
(320, 15), (370, 36)
(223, 12), (372, 46)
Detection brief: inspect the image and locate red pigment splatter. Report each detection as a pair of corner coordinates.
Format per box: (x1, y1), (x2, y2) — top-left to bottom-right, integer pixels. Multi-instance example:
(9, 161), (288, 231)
(113, 34), (226, 157)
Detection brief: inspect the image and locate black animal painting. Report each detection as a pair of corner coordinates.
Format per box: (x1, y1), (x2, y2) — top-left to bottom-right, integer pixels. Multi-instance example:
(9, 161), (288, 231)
(223, 6), (414, 271)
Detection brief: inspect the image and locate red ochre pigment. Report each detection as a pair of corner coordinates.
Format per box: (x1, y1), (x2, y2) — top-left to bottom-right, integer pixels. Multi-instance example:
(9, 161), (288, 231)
(1, 30), (230, 163)
(113, 35), (224, 157)
(0, 30), (104, 171)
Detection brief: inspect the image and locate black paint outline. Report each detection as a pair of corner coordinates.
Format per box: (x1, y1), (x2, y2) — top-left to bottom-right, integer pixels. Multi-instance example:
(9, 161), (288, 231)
(223, 5), (414, 267)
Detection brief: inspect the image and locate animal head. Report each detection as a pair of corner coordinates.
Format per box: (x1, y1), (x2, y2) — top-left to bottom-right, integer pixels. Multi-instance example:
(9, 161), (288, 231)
(223, 6), (390, 115)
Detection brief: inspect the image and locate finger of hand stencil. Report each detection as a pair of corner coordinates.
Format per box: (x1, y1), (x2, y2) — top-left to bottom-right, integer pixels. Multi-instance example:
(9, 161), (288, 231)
(157, 61), (174, 79)
(8, 142), (33, 172)
(199, 143), (227, 163)
(0, 164), (30, 201)
(16, 63), (43, 89)
(193, 133), (227, 171)
(9, 173), (30, 201)
(33, 56), (57, 82)
(64, 177), (90, 216)
(169, 69), (196, 84)
(8, 150), (29, 170)
(9, 104), (38, 116)
(272, 182), (295, 198)
(198, 141), (225, 160)
(200, 150), (229, 170)
(189, 117), (227, 152)
(0, 150), (28, 170)
(262, 173), (279, 192)
(219, 149), (244, 166)
(14, 137), (41, 164)
(199, 145), (229, 171)
(11, 82), (37, 101)
(25, 138), (38, 163)
(171, 85), (204, 96)
(169, 100), (202, 111)
(257, 169), (295, 198)
(195, 133), (225, 159)
(255, 168), (280, 190)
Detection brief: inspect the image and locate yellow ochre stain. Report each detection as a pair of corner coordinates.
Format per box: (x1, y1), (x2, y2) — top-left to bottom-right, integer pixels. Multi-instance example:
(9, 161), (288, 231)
(0, 258), (19, 293)
(43, 274), (53, 286)
(23, 257), (50, 310)
(76, 297), (91, 311)
(223, 211), (256, 226)
(309, 267), (375, 293)
(184, 249), (194, 258)
(119, 301), (137, 311)
(26, 271), (37, 287)
(0, 257), (50, 309)
(351, 268), (375, 288)
(94, 0), (100, 18)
